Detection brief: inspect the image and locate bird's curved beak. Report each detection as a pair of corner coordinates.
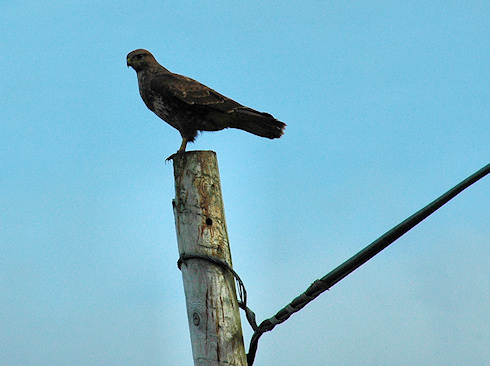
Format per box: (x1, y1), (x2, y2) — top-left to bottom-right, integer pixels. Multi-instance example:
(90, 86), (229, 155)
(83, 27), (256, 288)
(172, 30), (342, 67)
(126, 58), (131, 68)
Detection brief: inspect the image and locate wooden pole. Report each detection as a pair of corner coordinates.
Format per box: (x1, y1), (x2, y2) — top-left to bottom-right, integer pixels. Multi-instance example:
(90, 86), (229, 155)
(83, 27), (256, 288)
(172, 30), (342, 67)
(172, 151), (247, 366)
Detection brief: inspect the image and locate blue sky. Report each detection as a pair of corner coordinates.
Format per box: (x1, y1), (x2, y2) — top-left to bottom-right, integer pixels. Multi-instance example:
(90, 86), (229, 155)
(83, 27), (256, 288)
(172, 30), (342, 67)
(1, 1), (489, 365)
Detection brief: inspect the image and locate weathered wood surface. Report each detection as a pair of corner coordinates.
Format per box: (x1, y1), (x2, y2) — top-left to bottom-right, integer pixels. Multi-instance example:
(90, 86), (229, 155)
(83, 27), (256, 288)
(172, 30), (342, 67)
(172, 151), (246, 366)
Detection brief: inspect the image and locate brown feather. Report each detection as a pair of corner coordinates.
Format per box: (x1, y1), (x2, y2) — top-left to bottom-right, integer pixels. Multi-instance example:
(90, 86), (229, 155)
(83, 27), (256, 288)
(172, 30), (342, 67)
(127, 49), (286, 153)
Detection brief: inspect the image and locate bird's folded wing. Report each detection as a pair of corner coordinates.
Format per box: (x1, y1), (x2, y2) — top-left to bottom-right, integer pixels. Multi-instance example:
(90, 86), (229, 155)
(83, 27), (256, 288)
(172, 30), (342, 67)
(150, 72), (244, 112)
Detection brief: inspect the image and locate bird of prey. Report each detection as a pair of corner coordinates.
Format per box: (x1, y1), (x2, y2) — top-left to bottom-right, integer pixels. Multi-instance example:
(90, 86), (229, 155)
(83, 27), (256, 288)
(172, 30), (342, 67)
(127, 49), (286, 156)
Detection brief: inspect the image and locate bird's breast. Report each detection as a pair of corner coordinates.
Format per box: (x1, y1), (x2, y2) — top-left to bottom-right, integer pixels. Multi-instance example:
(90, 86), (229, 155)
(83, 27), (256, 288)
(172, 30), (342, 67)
(151, 95), (173, 120)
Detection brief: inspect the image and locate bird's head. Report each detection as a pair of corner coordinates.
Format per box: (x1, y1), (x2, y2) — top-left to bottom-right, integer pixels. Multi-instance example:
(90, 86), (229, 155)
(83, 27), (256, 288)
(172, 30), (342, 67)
(127, 49), (158, 72)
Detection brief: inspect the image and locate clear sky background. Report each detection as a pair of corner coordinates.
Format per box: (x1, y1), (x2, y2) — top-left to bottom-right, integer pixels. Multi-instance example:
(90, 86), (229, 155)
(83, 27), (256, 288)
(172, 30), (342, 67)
(1, 1), (489, 365)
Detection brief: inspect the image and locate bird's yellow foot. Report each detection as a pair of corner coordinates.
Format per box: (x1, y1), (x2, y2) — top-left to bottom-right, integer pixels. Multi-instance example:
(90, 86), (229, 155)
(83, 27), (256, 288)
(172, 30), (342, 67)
(165, 153), (176, 162)
(165, 150), (186, 162)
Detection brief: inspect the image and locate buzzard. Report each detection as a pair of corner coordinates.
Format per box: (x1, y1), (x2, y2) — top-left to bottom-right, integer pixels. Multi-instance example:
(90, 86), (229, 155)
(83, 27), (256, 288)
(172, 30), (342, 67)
(127, 49), (286, 156)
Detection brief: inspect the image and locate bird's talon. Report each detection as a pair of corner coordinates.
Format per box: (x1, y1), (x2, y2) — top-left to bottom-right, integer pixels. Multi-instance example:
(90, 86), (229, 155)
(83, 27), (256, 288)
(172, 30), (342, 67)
(165, 153), (177, 162)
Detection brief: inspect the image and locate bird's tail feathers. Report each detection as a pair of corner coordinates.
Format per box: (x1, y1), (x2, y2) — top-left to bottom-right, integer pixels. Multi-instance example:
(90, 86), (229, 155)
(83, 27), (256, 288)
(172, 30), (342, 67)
(231, 108), (286, 139)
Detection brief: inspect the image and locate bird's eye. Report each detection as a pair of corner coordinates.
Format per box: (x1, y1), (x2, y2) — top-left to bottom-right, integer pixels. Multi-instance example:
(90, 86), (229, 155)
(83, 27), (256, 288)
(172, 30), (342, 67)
(135, 54), (144, 60)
